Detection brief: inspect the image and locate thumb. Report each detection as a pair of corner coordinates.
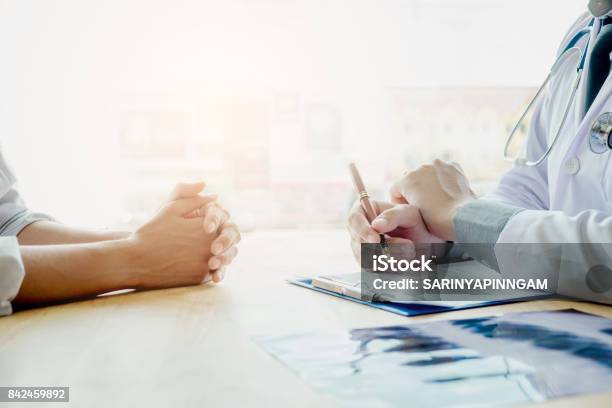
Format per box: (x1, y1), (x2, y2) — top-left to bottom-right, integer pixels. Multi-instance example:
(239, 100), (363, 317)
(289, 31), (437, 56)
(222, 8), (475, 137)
(371, 204), (422, 233)
(168, 181), (206, 201)
(389, 179), (409, 205)
(163, 195), (218, 217)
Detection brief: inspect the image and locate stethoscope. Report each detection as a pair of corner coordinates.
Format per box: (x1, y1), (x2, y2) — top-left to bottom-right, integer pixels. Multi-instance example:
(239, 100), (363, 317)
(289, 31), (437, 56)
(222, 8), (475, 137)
(504, 19), (595, 167)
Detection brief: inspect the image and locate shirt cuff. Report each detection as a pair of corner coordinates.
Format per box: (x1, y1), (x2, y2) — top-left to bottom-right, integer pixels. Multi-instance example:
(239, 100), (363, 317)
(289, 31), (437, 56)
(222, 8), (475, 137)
(0, 205), (54, 236)
(0, 236), (25, 316)
(453, 199), (524, 244)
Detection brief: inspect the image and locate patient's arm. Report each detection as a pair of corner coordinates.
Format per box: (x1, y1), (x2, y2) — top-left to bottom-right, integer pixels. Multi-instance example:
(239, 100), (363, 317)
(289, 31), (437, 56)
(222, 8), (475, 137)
(18, 220), (129, 245)
(16, 181), (214, 245)
(14, 195), (216, 305)
(15, 240), (138, 304)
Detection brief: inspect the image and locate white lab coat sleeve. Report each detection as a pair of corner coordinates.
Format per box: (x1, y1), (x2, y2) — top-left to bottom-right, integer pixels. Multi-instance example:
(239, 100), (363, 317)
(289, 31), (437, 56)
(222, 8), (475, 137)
(496, 209), (612, 303)
(0, 236), (25, 316)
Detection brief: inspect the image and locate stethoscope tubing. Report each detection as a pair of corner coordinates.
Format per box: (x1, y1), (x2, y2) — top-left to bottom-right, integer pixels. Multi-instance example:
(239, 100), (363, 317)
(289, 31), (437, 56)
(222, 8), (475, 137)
(503, 20), (595, 167)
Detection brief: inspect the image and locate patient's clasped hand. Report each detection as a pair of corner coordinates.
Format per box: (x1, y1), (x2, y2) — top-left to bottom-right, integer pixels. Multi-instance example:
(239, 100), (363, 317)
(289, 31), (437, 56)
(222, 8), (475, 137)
(1, 175), (240, 312)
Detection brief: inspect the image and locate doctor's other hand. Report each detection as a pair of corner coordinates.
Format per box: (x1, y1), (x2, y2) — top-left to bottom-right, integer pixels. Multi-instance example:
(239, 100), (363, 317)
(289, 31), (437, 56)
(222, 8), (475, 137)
(390, 159), (476, 241)
(167, 182), (241, 283)
(347, 199), (444, 263)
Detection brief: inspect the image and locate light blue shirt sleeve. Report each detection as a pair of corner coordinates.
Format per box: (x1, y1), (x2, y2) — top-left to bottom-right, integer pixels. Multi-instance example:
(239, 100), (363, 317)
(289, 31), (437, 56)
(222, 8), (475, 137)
(451, 199), (525, 271)
(0, 187), (54, 236)
(0, 149), (53, 236)
(453, 199), (525, 244)
(0, 148), (53, 316)
(0, 236), (25, 316)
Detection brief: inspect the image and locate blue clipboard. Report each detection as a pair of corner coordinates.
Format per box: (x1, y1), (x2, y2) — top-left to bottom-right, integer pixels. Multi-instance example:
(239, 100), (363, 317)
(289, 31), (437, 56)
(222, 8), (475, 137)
(288, 277), (541, 317)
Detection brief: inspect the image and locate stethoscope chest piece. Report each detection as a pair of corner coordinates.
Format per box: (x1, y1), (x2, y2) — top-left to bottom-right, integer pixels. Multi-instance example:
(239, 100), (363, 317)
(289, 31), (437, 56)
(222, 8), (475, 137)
(589, 112), (612, 153)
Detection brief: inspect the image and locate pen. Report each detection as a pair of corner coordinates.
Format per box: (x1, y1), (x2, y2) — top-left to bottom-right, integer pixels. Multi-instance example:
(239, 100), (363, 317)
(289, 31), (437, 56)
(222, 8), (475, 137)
(348, 162), (389, 254)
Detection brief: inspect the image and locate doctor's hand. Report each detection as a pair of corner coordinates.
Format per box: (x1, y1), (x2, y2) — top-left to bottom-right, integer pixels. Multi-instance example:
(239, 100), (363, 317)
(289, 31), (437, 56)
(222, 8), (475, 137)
(347, 199), (444, 263)
(389, 159), (476, 241)
(167, 182), (241, 283)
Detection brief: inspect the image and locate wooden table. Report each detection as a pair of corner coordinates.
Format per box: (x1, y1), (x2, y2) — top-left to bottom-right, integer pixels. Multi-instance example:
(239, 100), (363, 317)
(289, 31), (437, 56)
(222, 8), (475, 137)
(1, 229), (611, 407)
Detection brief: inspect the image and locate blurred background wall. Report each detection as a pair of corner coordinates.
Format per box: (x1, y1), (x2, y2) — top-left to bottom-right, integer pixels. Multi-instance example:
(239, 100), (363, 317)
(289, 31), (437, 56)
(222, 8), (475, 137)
(0, 0), (585, 230)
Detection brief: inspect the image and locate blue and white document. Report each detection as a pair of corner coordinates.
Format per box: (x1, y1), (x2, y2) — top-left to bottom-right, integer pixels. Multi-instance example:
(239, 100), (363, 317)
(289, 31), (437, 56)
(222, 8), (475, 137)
(257, 310), (612, 408)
